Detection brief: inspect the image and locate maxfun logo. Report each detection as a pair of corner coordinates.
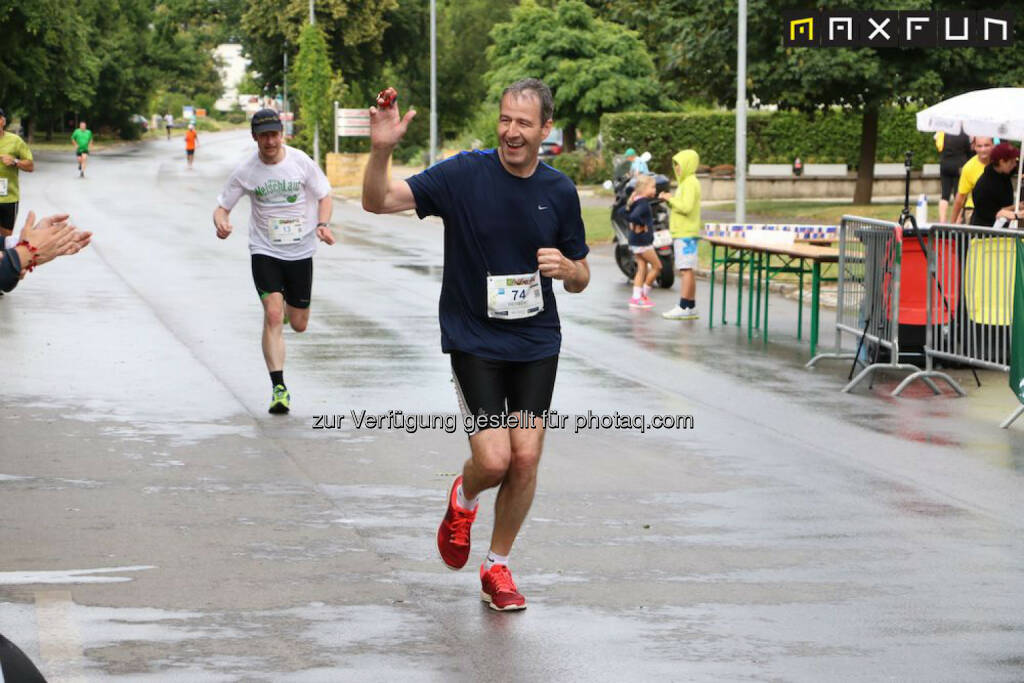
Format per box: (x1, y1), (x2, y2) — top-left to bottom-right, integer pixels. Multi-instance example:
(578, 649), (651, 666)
(783, 9), (1014, 48)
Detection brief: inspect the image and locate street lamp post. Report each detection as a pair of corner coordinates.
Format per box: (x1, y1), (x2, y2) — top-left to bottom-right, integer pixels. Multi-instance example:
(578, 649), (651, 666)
(735, 0), (747, 223)
(310, 0), (319, 166)
(429, 0), (438, 166)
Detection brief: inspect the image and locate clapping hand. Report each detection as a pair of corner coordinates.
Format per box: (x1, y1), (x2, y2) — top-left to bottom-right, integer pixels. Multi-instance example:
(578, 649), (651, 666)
(19, 211), (91, 267)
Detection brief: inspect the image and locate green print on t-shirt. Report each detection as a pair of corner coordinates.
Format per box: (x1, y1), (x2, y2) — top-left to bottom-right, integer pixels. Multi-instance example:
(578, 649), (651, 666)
(253, 178), (302, 205)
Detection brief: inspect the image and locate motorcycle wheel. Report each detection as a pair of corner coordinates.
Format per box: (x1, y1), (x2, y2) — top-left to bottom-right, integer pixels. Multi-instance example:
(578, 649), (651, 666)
(657, 253), (675, 289)
(615, 243), (637, 281)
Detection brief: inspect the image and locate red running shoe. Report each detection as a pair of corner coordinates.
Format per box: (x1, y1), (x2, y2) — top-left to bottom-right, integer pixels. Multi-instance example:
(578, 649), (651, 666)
(480, 563), (527, 611)
(437, 476), (477, 570)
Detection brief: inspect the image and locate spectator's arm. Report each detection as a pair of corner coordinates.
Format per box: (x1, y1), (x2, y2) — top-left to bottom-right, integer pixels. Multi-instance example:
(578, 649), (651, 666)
(667, 184), (697, 215)
(0, 248), (23, 291)
(951, 192), (967, 224)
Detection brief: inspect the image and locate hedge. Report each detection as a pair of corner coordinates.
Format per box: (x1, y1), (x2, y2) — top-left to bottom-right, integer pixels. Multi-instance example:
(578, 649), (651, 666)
(547, 150), (608, 185)
(601, 107), (939, 176)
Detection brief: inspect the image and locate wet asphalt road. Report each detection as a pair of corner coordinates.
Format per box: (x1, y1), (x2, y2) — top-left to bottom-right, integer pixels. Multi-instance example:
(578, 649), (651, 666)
(2, 130), (1024, 682)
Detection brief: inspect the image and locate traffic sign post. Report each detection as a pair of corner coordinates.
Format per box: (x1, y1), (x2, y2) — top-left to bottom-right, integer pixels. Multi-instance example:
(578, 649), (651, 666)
(335, 108), (370, 139)
(281, 110), (295, 138)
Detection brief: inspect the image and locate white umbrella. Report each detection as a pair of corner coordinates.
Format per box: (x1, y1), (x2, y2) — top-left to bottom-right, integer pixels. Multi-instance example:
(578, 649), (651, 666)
(917, 88), (1024, 225)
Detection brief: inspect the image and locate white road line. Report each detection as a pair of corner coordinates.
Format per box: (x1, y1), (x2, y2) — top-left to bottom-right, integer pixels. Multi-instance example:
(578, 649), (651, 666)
(34, 590), (86, 683)
(0, 566), (155, 585)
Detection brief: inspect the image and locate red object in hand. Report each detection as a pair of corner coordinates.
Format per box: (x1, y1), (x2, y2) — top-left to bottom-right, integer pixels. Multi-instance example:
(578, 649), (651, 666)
(376, 87), (397, 109)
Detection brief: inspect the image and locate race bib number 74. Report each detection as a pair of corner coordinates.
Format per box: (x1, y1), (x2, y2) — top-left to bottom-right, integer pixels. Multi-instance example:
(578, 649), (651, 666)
(487, 270), (544, 320)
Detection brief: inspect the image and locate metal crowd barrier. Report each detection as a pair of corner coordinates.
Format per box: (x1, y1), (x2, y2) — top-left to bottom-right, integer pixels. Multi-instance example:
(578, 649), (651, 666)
(892, 223), (1024, 427)
(807, 216), (929, 393)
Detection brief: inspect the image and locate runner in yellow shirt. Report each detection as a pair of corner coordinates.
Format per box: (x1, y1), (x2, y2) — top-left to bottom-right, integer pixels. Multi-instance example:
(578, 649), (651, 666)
(0, 107), (35, 238)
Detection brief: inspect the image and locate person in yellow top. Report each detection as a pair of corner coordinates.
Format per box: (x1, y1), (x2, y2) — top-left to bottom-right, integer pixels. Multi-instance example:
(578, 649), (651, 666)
(950, 136), (993, 224)
(0, 107), (35, 238)
(660, 149), (702, 320)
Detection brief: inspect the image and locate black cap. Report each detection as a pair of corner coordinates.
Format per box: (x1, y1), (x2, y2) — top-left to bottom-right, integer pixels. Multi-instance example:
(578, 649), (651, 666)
(251, 108), (282, 134)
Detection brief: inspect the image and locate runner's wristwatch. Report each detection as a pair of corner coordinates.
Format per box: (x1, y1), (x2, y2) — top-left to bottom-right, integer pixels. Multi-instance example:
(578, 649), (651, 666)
(316, 222), (328, 227)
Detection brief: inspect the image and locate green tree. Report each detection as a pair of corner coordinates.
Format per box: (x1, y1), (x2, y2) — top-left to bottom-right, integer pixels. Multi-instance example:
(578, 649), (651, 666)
(1, 0), (231, 140)
(149, 0), (226, 102)
(0, 2), (98, 140)
(585, 0), (695, 106)
(293, 23), (334, 162)
(626, 0), (1024, 203)
(240, 0), (398, 102)
(77, 0), (158, 138)
(436, 0), (516, 138)
(485, 0), (659, 152)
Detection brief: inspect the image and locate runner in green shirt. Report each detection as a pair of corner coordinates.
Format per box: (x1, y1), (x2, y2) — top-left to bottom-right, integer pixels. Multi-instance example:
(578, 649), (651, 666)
(0, 107), (35, 237)
(71, 122), (93, 178)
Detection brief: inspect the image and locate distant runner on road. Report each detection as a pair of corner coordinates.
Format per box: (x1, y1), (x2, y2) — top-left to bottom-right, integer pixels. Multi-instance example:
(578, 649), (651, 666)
(212, 109), (335, 414)
(362, 79), (590, 611)
(185, 123), (198, 169)
(71, 121), (92, 178)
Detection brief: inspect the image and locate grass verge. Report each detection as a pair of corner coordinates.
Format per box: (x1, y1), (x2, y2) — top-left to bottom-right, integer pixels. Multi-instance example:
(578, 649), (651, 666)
(582, 205), (613, 243)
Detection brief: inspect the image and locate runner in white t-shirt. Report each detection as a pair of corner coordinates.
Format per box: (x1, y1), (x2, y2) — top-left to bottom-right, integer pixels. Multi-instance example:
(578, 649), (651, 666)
(213, 109), (335, 414)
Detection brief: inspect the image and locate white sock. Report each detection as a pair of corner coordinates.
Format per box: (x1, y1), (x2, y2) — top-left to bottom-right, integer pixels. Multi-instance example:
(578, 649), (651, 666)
(484, 550), (508, 570)
(632, 286), (642, 298)
(642, 285), (650, 297)
(456, 484), (477, 511)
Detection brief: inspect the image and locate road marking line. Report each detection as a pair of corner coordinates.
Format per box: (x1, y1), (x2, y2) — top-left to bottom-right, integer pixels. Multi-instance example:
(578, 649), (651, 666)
(0, 565), (155, 585)
(34, 590), (87, 683)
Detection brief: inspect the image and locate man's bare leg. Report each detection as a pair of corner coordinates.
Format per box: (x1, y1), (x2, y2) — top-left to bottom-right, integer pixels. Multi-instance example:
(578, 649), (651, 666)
(490, 420), (545, 555)
(261, 292), (285, 372)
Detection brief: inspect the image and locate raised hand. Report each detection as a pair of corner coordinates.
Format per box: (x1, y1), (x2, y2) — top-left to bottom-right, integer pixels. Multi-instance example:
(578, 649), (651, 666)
(369, 87), (417, 151)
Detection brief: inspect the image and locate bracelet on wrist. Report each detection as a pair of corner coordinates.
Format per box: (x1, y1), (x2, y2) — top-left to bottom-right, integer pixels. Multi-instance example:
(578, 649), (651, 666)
(16, 240), (38, 272)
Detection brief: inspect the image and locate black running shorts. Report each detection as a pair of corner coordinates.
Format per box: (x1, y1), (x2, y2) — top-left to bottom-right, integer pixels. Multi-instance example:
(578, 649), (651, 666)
(450, 351), (559, 435)
(0, 202), (18, 233)
(251, 254), (313, 309)
(940, 159), (962, 202)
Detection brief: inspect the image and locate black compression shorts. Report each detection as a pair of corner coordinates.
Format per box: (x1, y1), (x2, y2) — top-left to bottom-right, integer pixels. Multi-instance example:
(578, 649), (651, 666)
(251, 254), (313, 309)
(0, 202), (18, 233)
(450, 351), (559, 435)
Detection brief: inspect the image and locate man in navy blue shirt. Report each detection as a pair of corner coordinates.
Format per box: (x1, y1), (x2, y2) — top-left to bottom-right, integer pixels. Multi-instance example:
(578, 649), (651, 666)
(363, 78), (590, 611)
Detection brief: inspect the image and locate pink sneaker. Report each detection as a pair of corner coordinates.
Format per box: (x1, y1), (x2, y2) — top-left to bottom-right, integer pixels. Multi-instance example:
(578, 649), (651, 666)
(628, 297), (645, 308)
(639, 296), (655, 309)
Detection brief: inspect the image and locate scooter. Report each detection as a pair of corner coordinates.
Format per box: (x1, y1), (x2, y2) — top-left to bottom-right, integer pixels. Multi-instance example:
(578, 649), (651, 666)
(605, 161), (675, 288)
